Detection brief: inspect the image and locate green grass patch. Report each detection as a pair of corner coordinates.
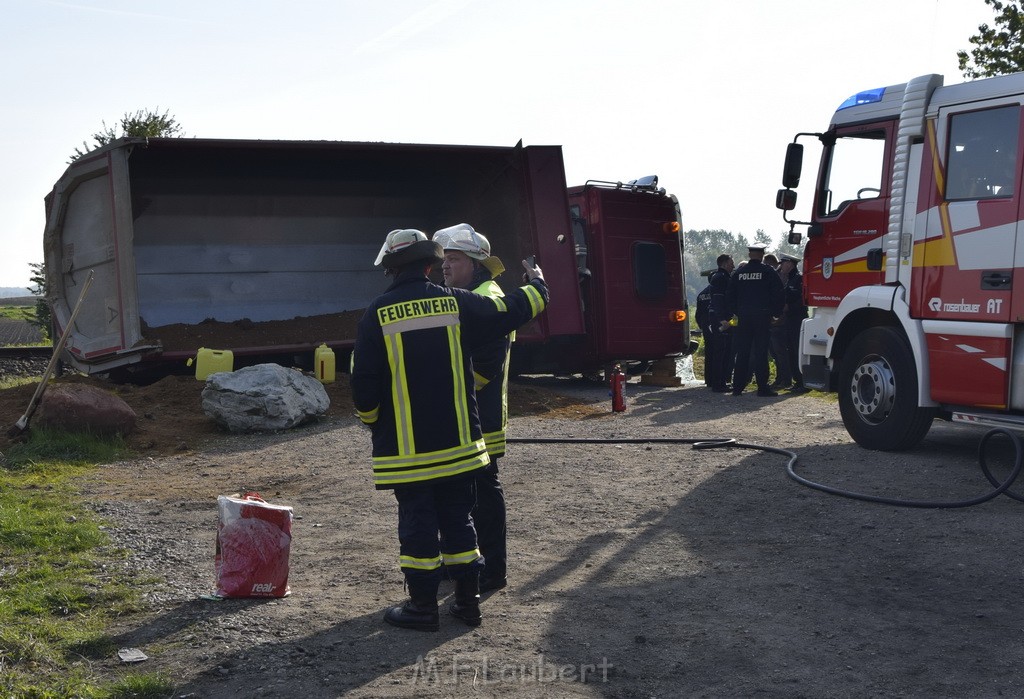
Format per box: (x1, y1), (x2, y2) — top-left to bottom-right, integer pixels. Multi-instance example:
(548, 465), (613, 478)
(0, 375), (39, 391)
(0, 304), (37, 321)
(0, 429), (170, 697)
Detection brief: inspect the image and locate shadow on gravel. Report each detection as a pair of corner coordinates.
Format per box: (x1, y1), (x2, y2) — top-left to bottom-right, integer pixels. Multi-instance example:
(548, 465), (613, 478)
(119, 376), (1024, 697)
(521, 433), (1024, 696)
(171, 604), (479, 697)
(109, 597), (274, 648)
(174, 427), (1024, 697)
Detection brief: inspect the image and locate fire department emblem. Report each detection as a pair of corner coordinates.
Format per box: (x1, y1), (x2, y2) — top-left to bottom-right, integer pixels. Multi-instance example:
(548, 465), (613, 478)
(822, 257), (834, 280)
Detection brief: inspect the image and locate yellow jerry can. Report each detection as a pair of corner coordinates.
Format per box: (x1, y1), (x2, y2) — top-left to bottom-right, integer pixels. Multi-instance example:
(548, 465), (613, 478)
(315, 344), (336, 384)
(190, 348), (234, 380)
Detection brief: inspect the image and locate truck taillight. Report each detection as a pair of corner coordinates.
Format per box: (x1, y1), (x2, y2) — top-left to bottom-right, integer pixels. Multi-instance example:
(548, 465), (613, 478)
(670, 310), (687, 323)
(663, 222), (681, 234)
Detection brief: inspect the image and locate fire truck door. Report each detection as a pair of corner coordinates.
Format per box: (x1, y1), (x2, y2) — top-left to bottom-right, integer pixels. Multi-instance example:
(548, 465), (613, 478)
(805, 126), (891, 307)
(922, 101), (1022, 325)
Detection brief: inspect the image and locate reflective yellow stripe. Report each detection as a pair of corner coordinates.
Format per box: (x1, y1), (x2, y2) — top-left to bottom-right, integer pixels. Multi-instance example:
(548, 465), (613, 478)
(374, 438), (487, 467)
(374, 450), (489, 486)
(400, 555), (442, 571)
(378, 297), (459, 327)
(483, 430), (506, 456)
(441, 548), (481, 566)
(385, 332), (415, 455)
(473, 371), (490, 390)
(356, 406), (379, 424)
(522, 284), (545, 317)
(500, 341), (510, 428)
(491, 296), (508, 312)
(448, 324), (471, 444)
(475, 279), (511, 445)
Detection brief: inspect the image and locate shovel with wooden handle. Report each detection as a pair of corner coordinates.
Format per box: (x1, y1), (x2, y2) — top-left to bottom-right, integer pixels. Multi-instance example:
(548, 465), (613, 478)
(7, 270), (95, 437)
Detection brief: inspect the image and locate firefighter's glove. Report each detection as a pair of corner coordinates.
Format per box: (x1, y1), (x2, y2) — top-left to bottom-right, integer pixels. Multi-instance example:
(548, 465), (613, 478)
(522, 258), (545, 284)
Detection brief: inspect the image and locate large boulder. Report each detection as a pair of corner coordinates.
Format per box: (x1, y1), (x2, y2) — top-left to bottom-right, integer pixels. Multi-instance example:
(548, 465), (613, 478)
(35, 384), (137, 437)
(202, 364), (330, 433)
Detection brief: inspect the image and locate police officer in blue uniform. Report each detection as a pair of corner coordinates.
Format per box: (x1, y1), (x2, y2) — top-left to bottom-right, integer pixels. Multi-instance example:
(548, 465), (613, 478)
(779, 253), (809, 392)
(694, 272), (714, 387)
(707, 253), (735, 392)
(351, 229), (548, 632)
(726, 246), (784, 396)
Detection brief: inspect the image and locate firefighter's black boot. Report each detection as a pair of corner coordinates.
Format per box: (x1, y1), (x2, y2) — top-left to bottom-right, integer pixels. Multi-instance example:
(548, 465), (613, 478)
(449, 573), (482, 626)
(384, 579), (439, 632)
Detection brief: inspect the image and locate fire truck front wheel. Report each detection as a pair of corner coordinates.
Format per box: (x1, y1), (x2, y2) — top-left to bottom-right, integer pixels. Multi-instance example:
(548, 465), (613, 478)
(838, 327), (936, 451)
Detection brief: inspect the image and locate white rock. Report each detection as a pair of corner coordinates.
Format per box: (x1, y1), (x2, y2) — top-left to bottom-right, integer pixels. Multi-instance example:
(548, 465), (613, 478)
(201, 364), (329, 433)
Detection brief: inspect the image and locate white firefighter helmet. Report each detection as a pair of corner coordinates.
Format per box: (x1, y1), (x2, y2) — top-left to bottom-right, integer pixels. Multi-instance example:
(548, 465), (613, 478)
(432, 223), (491, 261)
(373, 229), (443, 268)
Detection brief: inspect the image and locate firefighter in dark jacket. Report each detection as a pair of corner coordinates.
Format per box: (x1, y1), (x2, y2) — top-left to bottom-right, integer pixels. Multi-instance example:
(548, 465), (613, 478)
(432, 223), (512, 593)
(694, 273), (714, 387)
(779, 253), (809, 391)
(350, 228), (547, 632)
(726, 246), (784, 396)
(707, 253), (735, 392)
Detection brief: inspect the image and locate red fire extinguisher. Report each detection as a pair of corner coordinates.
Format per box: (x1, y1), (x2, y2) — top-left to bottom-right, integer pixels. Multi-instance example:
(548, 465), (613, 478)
(610, 364), (627, 412)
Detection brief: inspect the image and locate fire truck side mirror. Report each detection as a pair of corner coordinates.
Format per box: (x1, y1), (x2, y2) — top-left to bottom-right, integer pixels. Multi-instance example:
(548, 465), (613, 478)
(776, 188), (798, 211)
(788, 230), (803, 245)
(782, 142), (804, 189)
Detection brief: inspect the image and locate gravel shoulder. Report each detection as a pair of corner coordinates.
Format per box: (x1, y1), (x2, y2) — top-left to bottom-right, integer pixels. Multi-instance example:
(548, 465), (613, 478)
(20, 375), (1024, 697)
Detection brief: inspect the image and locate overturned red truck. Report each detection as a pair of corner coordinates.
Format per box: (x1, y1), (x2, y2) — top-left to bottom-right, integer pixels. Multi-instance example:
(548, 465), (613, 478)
(44, 138), (690, 381)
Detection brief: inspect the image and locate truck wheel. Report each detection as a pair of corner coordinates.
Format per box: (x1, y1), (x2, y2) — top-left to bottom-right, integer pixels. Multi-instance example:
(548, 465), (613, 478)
(838, 327), (935, 451)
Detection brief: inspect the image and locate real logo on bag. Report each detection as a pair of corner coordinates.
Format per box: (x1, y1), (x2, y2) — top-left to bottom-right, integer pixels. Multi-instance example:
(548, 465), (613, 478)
(251, 583), (277, 594)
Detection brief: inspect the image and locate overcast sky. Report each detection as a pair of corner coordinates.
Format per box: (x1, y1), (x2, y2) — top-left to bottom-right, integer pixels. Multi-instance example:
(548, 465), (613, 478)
(0, 0), (995, 288)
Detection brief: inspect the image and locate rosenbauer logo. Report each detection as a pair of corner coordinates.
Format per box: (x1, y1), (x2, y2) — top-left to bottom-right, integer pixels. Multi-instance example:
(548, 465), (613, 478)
(928, 297), (981, 313)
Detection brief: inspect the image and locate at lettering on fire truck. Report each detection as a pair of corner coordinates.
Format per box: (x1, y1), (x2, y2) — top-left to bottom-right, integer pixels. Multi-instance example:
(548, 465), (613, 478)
(777, 72), (1024, 451)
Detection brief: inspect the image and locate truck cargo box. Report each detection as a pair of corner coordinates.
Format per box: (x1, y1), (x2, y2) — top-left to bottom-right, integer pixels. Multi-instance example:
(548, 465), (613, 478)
(44, 138), (582, 376)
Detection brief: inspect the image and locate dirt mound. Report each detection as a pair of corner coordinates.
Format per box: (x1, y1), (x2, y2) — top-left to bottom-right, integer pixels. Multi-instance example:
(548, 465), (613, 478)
(0, 371), (602, 455)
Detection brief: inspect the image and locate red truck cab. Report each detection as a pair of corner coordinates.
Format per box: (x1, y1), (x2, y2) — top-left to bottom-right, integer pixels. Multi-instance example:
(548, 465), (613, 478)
(512, 177), (689, 375)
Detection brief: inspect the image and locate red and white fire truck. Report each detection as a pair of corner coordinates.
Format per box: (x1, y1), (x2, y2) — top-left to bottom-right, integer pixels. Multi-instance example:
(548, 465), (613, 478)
(777, 72), (1024, 450)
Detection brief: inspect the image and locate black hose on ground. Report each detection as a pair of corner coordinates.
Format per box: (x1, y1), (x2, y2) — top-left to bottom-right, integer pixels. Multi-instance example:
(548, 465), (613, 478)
(507, 427), (1024, 509)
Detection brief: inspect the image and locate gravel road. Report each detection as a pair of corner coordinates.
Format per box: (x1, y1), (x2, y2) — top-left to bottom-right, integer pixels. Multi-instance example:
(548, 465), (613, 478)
(54, 373), (1024, 698)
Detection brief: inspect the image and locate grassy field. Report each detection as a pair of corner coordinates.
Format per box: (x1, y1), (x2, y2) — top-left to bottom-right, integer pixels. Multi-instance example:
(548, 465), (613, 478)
(1, 429), (173, 697)
(0, 304), (37, 320)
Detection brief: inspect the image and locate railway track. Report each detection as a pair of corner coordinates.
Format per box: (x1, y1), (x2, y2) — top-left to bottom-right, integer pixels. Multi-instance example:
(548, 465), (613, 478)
(0, 346), (53, 359)
(0, 346), (54, 380)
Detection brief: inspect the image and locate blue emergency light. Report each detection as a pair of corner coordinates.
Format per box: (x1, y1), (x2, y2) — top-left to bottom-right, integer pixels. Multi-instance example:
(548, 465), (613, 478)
(837, 87), (886, 110)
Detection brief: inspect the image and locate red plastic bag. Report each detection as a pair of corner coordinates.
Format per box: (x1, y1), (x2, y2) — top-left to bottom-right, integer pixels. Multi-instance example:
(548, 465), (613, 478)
(214, 492), (293, 598)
